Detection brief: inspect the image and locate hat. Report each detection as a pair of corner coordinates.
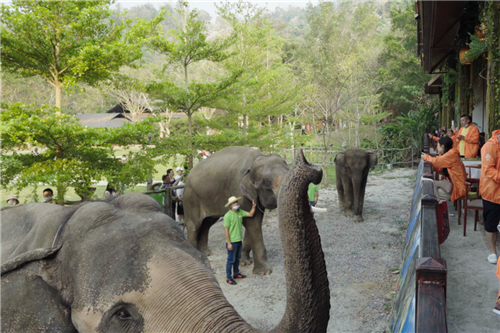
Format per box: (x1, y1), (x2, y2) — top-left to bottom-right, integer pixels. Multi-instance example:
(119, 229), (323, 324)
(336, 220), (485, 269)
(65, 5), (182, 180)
(176, 167), (183, 172)
(225, 196), (242, 207)
(6, 195), (19, 203)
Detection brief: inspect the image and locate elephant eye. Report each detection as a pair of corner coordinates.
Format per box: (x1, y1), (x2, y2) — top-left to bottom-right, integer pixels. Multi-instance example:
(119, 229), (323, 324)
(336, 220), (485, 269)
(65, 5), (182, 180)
(117, 310), (133, 320)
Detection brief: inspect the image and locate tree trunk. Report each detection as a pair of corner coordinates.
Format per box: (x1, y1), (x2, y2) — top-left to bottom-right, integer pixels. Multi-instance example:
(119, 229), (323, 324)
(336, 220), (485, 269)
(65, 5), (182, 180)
(56, 149), (64, 204)
(55, 81), (62, 114)
(242, 91), (248, 136)
(187, 112), (193, 169)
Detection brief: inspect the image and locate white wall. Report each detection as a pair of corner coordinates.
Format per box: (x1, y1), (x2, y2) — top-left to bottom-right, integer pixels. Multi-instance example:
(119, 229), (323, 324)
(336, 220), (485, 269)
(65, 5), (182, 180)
(472, 76), (487, 133)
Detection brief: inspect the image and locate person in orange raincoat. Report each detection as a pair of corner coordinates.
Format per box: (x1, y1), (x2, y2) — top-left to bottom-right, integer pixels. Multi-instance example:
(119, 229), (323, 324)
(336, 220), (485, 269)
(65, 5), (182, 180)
(421, 136), (467, 202)
(453, 115), (480, 158)
(479, 129), (500, 264)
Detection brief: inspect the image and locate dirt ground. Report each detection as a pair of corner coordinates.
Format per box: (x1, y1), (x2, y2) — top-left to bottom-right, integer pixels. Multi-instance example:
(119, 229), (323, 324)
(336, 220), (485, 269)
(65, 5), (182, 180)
(201, 168), (416, 332)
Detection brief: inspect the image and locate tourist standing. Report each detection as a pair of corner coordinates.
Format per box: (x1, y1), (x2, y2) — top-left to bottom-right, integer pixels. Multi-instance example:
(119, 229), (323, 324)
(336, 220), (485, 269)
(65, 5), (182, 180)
(479, 129), (500, 264)
(223, 196), (256, 285)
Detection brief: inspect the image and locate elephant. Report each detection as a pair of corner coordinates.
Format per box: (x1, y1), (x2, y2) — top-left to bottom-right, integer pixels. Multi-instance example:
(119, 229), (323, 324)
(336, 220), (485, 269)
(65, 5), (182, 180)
(183, 146), (289, 275)
(1, 151), (330, 333)
(334, 148), (378, 222)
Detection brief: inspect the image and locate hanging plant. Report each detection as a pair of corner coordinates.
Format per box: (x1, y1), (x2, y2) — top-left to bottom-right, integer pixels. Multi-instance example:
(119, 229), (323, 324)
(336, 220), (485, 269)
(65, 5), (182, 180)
(462, 33), (488, 62)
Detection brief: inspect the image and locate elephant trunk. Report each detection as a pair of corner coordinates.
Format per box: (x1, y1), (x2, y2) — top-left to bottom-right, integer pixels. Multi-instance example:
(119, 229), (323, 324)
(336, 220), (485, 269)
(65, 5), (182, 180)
(273, 149), (330, 333)
(351, 173), (368, 217)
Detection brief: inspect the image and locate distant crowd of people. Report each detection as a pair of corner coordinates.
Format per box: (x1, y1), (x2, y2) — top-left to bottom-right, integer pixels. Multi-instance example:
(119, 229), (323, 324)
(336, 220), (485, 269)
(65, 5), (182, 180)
(427, 115), (486, 158)
(159, 167), (186, 223)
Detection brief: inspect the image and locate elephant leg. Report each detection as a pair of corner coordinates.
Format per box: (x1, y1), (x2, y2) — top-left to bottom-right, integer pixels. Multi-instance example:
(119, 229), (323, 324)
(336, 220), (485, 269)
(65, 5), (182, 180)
(197, 217), (219, 256)
(240, 230), (253, 266)
(243, 211), (272, 275)
(186, 219), (199, 250)
(335, 168), (345, 212)
(343, 176), (354, 217)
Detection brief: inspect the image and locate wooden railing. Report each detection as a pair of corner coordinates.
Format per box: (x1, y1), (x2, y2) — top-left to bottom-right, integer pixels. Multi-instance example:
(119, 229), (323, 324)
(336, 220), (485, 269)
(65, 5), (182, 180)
(391, 156), (448, 333)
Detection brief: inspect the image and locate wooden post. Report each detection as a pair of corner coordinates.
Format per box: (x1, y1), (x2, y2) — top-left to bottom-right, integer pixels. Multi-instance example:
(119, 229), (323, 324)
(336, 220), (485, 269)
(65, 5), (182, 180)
(416, 257), (448, 333)
(420, 192), (440, 258)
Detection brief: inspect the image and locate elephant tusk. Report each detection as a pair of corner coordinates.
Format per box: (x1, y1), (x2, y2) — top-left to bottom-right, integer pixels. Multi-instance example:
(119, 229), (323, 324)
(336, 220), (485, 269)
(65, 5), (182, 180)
(311, 206), (328, 213)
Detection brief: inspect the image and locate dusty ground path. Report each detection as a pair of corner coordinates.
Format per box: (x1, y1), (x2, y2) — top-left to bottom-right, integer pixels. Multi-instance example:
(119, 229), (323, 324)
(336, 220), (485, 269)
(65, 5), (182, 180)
(205, 168), (416, 332)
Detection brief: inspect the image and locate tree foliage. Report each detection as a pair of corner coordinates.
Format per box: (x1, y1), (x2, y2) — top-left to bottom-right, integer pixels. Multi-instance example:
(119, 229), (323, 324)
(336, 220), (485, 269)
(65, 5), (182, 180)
(1, 0), (164, 110)
(1, 102), (172, 203)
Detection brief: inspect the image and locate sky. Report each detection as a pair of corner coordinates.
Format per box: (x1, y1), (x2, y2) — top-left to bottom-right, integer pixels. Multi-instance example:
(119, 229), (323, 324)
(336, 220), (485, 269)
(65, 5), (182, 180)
(115, 1), (314, 20)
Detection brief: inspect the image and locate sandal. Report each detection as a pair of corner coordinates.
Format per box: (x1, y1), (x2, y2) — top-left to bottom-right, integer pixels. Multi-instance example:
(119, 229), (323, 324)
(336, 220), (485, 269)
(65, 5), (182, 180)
(227, 279), (237, 285)
(234, 274), (246, 279)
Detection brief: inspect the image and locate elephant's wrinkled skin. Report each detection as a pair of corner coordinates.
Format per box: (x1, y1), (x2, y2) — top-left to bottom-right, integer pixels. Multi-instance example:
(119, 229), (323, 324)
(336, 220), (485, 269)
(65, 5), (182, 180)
(1, 151), (329, 333)
(183, 146), (289, 275)
(334, 148), (378, 222)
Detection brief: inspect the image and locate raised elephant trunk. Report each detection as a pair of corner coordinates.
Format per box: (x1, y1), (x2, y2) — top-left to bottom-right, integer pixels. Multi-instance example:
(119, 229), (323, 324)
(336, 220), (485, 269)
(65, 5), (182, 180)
(273, 149), (330, 332)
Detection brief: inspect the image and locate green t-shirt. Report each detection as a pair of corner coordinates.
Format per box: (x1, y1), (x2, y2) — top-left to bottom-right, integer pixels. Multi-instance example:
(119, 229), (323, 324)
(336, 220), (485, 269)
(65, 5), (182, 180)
(223, 209), (248, 243)
(308, 183), (320, 202)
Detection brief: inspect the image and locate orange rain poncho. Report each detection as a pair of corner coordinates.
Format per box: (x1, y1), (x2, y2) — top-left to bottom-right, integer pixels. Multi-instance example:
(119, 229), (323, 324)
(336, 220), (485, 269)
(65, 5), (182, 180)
(424, 148), (467, 202)
(457, 125), (480, 158)
(479, 130), (500, 204)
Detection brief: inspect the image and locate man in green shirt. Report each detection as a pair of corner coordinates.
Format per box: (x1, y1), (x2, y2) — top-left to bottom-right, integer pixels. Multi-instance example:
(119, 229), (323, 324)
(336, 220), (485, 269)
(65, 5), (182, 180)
(308, 183), (320, 207)
(223, 196), (256, 285)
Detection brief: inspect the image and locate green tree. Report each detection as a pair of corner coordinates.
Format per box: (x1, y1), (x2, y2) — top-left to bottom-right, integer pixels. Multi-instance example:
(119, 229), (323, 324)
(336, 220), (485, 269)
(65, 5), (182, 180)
(147, 1), (240, 167)
(1, 102), (171, 203)
(1, 0), (164, 112)
(216, 0), (300, 137)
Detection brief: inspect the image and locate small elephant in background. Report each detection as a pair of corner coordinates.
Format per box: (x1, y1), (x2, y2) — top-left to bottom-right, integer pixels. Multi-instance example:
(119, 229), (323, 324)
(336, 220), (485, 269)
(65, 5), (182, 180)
(334, 148), (378, 222)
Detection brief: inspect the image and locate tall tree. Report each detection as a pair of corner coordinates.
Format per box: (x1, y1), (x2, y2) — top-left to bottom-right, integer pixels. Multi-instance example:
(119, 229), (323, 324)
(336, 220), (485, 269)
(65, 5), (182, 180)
(216, 0), (300, 137)
(147, 1), (239, 167)
(377, 0), (431, 116)
(1, 0), (164, 113)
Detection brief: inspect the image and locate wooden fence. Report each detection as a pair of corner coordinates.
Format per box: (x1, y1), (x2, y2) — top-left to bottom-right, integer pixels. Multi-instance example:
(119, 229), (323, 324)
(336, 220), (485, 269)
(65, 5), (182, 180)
(144, 185), (184, 219)
(280, 147), (420, 167)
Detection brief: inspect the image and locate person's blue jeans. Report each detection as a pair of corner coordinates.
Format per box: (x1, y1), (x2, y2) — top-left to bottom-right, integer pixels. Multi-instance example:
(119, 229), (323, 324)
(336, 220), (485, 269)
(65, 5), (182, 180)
(226, 241), (242, 280)
(310, 201), (315, 207)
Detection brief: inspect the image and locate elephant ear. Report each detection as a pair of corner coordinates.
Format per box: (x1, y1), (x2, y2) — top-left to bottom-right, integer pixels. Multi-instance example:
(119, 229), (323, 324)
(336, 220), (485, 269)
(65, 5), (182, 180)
(238, 152), (260, 201)
(1, 206), (77, 332)
(334, 153), (345, 167)
(368, 152), (378, 170)
(239, 169), (258, 201)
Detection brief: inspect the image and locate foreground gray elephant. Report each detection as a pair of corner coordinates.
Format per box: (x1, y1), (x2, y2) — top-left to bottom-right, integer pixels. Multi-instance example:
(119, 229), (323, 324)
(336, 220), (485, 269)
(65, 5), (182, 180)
(1, 151), (329, 333)
(183, 146), (289, 275)
(334, 148), (378, 222)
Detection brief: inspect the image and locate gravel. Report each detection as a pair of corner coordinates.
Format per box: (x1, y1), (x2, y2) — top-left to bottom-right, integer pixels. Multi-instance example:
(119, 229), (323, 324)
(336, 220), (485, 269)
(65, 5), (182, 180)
(203, 168), (416, 332)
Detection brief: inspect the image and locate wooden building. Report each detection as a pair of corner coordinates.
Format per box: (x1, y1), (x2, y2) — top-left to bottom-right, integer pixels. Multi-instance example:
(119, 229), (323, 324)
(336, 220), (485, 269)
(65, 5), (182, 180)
(416, 1), (500, 135)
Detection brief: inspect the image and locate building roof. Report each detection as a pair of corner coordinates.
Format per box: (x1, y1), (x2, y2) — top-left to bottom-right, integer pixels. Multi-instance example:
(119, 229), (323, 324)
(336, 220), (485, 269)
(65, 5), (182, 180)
(416, 1), (468, 73)
(77, 113), (131, 128)
(106, 103), (152, 114)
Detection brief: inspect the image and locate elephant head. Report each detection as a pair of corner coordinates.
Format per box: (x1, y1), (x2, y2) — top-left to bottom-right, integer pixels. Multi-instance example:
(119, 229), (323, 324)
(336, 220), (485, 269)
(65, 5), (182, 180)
(239, 152), (289, 209)
(1, 150), (329, 333)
